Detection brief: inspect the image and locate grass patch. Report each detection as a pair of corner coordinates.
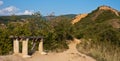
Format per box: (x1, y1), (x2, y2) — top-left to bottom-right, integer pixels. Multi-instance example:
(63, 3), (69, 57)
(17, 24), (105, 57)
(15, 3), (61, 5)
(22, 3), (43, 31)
(77, 39), (120, 61)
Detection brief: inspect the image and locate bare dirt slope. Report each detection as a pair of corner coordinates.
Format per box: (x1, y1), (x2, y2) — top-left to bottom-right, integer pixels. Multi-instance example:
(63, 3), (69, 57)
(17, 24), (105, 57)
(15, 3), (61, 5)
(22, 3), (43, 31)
(71, 14), (88, 24)
(0, 39), (96, 61)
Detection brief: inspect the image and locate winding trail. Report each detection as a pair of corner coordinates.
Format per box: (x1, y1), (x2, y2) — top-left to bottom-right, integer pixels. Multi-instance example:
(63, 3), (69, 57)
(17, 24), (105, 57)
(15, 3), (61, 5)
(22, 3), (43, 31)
(0, 39), (96, 61)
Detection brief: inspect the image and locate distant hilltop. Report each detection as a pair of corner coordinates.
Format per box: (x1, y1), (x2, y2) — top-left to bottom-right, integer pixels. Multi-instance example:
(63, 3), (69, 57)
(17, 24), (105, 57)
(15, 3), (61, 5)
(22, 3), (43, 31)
(72, 5), (120, 24)
(98, 5), (119, 16)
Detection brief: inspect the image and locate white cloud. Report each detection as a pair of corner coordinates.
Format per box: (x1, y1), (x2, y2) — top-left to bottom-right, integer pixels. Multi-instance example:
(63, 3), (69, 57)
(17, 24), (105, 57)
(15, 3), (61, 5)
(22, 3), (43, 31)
(0, 6), (19, 15)
(0, 6), (33, 16)
(23, 10), (33, 15)
(16, 10), (33, 15)
(0, 1), (3, 6)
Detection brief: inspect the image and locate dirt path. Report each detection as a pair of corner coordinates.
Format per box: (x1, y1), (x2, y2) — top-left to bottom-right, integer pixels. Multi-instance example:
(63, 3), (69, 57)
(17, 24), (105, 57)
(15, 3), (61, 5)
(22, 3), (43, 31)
(0, 39), (96, 61)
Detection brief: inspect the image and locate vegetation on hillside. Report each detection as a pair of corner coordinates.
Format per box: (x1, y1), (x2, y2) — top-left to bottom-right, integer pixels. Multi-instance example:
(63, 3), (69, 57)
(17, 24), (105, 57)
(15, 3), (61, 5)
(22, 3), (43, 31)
(75, 7), (120, 61)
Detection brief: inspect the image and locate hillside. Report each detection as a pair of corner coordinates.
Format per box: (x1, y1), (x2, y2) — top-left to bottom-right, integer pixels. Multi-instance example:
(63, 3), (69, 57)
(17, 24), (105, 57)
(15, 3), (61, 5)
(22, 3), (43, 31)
(0, 15), (34, 24)
(72, 6), (120, 25)
(99, 6), (119, 16)
(75, 5), (120, 61)
(0, 14), (76, 24)
(75, 5), (120, 28)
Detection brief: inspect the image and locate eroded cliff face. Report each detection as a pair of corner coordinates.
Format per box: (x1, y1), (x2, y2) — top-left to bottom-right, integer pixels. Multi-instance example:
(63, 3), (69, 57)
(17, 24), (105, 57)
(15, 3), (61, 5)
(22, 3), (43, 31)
(72, 14), (88, 24)
(99, 6), (119, 16)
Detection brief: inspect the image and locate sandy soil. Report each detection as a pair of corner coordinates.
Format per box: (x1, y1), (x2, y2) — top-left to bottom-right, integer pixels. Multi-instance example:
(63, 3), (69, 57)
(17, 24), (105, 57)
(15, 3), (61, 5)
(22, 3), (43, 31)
(0, 39), (96, 61)
(71, 14), (88, 24)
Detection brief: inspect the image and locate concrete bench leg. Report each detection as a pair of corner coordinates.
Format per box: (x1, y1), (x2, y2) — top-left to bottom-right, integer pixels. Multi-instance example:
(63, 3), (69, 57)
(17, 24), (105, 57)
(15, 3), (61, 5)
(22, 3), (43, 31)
(39, 39), (47, 55)
(22, 39), (31, 57)
(13, 39), (19, 55)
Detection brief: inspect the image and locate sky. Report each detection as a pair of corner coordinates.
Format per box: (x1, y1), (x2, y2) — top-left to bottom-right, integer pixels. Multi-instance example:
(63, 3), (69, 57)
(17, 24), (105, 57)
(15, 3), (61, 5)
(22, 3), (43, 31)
(0, 0), (120, 16)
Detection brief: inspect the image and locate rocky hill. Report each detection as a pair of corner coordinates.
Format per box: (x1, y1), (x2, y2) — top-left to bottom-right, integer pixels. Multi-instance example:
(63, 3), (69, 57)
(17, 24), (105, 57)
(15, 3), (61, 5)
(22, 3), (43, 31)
(99, 6), (119, 16)
(74, 5), (120, 28)
(72, 5), (120, 25)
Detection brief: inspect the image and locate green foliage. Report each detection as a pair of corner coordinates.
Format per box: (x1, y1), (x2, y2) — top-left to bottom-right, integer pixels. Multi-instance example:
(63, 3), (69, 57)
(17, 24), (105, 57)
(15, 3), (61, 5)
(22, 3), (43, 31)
(0, 29), (12, 55)
(0, 12), (74, 55)
(95, 10), (119, 22)
(44, 16), (74, 52)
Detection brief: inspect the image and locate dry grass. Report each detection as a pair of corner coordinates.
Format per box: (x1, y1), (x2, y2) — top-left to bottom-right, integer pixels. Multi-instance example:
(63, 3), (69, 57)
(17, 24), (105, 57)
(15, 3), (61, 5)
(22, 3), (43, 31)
(77, 39), (120, 61)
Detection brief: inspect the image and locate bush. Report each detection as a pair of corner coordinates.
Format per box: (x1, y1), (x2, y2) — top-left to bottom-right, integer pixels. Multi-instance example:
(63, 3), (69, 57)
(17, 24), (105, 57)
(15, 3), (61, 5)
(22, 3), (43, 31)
(0, 14), (74, 55)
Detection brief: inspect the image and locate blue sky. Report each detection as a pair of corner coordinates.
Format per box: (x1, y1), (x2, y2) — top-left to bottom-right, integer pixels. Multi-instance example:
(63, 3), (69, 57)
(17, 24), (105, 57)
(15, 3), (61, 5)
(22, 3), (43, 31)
(0, 0), (120, 16)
